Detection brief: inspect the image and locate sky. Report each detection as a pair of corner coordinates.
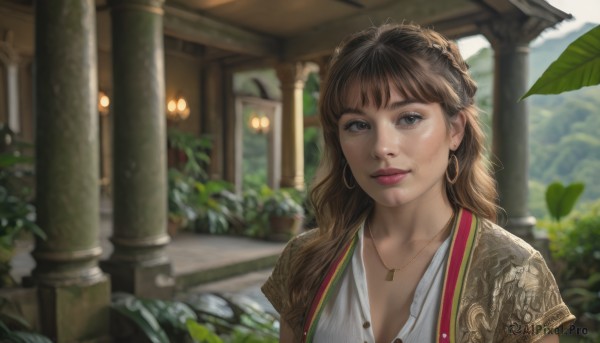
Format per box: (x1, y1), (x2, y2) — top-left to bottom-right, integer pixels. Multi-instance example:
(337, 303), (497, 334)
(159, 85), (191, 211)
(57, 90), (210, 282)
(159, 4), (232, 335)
(456, 0), (600, 58)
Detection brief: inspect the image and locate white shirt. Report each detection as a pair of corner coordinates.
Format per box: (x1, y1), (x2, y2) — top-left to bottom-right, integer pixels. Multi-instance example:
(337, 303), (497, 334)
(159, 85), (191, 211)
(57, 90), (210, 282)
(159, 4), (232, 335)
(314, 224), (451, 343)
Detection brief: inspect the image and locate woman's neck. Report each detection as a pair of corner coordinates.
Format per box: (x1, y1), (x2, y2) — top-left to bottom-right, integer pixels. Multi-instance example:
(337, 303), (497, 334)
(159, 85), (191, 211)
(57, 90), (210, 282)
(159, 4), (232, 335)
(369, 192), (455, 243)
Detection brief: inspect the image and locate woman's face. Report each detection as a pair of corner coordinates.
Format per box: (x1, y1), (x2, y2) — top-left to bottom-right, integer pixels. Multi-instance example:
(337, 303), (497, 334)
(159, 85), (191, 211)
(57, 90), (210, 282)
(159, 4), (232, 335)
(338, 84), (464, 208)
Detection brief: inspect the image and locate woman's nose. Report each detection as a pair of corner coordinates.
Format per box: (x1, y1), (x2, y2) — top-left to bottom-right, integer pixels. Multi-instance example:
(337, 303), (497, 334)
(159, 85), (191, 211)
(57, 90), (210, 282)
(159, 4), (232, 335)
(370, 126), (399, 160)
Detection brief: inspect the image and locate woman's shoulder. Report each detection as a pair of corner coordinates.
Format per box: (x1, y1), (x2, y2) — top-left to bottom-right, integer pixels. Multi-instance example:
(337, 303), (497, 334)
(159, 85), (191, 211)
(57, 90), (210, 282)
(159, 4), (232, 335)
(461, 217), (575, 342)
(475, 218), (541, 262)
(261, 229), (318, 315)
(281, 228), (319, 256)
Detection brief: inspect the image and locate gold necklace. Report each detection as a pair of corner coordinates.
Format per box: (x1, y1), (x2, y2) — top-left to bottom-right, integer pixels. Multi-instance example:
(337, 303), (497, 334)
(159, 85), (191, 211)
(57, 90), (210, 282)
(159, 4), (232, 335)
(366, 212), (455, 281)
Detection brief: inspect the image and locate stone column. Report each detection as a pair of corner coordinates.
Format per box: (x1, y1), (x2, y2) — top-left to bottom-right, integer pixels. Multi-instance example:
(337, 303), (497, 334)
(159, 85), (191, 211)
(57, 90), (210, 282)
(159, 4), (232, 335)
(223, 70), (237, 186)
(481, 18), (544, 240)
(276, 62), (307, 190)
(33, 0), (110, 341)
(101, 0), (174, 299)
(202, 62), (225, 180)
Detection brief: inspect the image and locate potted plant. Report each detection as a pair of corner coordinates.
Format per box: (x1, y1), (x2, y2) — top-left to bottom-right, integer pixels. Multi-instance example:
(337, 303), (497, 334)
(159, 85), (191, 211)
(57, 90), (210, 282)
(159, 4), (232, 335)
(167, 169), (197, 236)
(166, 128), (212, 236)
(262, 188), (304, 242)
(191, 179), (244, 235)
(0, 124), (46, 287)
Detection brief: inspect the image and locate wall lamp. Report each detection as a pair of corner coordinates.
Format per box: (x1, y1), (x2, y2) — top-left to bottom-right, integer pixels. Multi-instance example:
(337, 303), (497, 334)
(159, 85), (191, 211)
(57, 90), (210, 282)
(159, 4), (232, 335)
(248, 111), (270, 134)
(167, 94), (190, 121)
(98, 91), (110, 115)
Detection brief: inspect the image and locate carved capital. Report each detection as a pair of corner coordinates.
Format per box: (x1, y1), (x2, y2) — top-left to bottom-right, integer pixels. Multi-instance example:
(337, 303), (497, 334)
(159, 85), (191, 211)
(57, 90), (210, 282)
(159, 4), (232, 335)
(313, 55), (331, 85)
(276, 62), (309, 90)
(0, 30), (19, 64)
(480, 17), (546, 50)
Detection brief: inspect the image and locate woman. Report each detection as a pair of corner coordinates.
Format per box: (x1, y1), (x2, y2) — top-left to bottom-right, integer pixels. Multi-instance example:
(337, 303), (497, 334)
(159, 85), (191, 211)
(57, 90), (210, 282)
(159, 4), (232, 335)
(262, 23), (574, 343)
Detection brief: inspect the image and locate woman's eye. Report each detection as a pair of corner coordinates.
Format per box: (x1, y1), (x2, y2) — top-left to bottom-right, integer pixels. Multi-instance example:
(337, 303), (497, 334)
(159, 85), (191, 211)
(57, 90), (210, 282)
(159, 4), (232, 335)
(344, 121), (370, 132)
(398, 113), (422, 127)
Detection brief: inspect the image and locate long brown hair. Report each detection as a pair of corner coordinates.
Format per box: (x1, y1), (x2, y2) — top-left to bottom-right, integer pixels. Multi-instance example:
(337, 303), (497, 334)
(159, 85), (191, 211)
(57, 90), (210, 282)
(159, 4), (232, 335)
(285, 23), (498, 332)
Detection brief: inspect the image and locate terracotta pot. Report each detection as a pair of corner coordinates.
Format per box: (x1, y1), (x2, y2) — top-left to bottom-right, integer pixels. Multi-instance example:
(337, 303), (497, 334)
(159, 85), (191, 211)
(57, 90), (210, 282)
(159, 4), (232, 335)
(267, 215), (303, 242)
(167, 217), (187, 237)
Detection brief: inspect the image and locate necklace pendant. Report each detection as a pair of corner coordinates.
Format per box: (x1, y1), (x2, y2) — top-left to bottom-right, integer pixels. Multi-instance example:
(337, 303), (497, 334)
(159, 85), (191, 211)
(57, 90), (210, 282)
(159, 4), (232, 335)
(386, 269), (395, 281)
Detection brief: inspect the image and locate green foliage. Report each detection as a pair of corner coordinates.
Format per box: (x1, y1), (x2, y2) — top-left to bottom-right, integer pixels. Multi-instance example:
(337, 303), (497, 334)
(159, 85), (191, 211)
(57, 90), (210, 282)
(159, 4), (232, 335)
(112, 292), (280, 343)
(166, 129), (244, 235)
(552, 209), (600, 278)
(544, 203), (600, 341)
(545, 181), (585, 222)
(303, 126), (321, 185)
(262, 188), (304, 218)
(242, 108), (268, 191)
(192, 180), (244, 235)
(0, 297), (52, 343)
(0, 322), (52, 343)
(180, 292), (279, 342)
(186, 320), (223, 343)
(0, 124), (46, 287)
(528, 87), (600, 209)
(168, 169), (197, 226)
(303, 72), (322, 186)
(111, 293), (172, 343)
(241, 186), (306, 238)
(168, 128), (212, 182)
(112, 292), (199, 343)
(522, 24), (600, 99)
(241, 187), (270, 238)
(303, 72), (320, 117)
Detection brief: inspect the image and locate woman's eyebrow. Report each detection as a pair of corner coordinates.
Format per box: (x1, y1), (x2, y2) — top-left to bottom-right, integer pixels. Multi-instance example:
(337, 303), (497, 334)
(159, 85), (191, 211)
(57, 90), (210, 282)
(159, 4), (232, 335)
(339, 107), (366, 116)
(388, 99), (419, 110)
(340, 99), (420, 116)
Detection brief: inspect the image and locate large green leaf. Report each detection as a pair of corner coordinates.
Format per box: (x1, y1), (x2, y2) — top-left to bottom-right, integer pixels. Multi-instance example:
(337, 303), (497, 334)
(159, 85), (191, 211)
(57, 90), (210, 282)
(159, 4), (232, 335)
(141, 298), (197, 332)
(111, 294), (170, 343)
(545, 181), (585, 221)
(522, 24), (600, 99)
(6, 331), (53, 343)
(186, 320), (223, 343)
(0, 154), (32, 168)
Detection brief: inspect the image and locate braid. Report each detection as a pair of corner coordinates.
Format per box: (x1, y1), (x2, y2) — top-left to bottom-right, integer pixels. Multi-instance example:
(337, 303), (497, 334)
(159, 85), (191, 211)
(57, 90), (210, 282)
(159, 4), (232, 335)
(427, 38), (477, 106)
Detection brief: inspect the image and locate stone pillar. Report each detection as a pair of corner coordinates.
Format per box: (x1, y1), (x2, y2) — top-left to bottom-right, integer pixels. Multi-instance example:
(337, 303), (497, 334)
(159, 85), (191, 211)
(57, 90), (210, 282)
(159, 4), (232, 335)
(223, 70), (237, 186)
(202, 62), (225, 180)
(276, 62), (307, 190)
(481, 18), (544, 240)
(33, 0), (110, 341)
(101, 0), (174, 299)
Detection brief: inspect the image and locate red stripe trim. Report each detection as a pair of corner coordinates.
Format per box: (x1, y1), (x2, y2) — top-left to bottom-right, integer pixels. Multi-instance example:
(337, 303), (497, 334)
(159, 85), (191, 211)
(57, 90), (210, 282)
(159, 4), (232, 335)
(437, 209), (475, 342)
(301, 235), (357, 342)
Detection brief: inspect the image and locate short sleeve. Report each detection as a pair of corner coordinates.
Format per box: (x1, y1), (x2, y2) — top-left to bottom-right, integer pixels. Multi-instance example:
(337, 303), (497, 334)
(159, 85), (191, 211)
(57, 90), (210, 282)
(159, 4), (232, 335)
(456, 221), (576, 343)
(496, 251), (576, 342)
(261, 231), (312, 314)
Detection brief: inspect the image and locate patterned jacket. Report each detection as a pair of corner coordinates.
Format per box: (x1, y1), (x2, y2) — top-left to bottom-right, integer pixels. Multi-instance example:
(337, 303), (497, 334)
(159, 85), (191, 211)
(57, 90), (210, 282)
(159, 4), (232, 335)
(262, 209), (575, 342)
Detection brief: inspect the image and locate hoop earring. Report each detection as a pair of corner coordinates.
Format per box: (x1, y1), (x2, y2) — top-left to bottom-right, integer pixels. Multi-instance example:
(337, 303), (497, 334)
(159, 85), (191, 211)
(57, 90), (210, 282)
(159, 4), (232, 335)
(446, 154), (459, 185)
(343, 162), (355, 189)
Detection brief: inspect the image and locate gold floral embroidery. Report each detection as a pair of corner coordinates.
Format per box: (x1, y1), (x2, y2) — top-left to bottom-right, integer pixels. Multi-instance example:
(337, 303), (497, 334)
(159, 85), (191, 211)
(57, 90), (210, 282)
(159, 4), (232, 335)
(456, 221), (575, 343)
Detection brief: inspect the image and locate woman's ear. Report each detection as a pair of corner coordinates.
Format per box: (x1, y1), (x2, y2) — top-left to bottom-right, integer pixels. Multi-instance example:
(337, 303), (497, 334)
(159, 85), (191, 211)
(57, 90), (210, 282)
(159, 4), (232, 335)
(449, 111), (467, 150)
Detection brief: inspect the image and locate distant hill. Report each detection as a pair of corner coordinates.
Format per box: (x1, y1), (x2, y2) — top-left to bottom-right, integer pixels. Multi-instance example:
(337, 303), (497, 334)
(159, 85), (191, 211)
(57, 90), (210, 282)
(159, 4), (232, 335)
(466, 23), (600, 218)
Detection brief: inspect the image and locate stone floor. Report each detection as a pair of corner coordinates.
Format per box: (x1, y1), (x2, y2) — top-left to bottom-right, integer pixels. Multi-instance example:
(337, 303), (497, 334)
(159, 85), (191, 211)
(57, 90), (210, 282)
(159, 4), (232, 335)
(11, 199), (286, 314)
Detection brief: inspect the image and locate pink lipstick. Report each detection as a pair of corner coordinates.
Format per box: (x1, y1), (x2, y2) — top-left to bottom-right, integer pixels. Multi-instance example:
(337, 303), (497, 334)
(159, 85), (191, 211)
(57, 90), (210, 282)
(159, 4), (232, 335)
(371, 168), (409, 186)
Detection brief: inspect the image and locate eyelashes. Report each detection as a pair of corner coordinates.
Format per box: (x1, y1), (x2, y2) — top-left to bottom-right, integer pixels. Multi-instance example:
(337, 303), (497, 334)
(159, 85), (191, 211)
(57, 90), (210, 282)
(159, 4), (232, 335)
(342, 112), (423, 132)
(343, 120), (369, 131)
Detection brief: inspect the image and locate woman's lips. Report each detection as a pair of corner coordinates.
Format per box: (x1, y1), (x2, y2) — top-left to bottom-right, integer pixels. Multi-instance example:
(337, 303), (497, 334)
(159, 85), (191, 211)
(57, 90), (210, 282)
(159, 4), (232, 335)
(371, 168), (409, 185)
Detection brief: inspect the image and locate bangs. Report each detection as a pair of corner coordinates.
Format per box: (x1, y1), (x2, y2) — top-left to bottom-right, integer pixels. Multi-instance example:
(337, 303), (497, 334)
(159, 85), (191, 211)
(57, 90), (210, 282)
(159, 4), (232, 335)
(326, 46), (455, 120)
